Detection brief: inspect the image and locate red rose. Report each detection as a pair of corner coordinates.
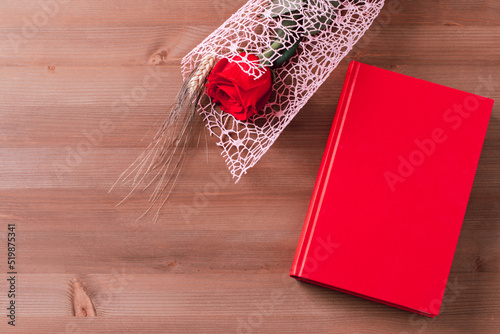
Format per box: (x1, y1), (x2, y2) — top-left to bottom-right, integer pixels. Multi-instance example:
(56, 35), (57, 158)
(206, 53), (273, 121)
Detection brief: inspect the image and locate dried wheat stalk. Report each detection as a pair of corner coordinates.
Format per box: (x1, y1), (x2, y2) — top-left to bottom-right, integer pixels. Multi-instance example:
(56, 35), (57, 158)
(110, 54), (217, 223)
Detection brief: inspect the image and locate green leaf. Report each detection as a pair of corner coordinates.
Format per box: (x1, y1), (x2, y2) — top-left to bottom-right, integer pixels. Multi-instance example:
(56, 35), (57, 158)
(260, 0), (365, 67)
(262, 0), (305, 19)
(304, 0), (341, 36)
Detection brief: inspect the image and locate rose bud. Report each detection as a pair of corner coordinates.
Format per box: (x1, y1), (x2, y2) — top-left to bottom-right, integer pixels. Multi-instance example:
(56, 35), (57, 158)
(206, 53), (273, 121)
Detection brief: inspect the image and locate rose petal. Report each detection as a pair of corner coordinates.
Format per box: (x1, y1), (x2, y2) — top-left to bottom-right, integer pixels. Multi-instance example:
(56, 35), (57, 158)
(207, 58), (229, 79)
(215, 54), (269, 92)
(206, 52), (273, 121)
(255, 86), (272, 113)
(206, 83), (220, 103)
(217, 84), (242, 104)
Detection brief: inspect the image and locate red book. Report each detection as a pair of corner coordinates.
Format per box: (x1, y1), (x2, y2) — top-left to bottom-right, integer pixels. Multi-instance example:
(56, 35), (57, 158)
(290, 61), (494, 317)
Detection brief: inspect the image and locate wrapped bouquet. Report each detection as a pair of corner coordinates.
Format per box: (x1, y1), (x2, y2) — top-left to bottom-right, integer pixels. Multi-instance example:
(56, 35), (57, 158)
(112, 0), (385, 220)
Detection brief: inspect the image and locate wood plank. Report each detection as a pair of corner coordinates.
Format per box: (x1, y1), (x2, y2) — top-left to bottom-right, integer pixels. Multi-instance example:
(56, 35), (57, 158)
(0, 1), (499, 66)
(0, 273), (498, 333)
(0, 228), (498, 273)
(1, 25), (500, 66)
(0, 0), (498, 29)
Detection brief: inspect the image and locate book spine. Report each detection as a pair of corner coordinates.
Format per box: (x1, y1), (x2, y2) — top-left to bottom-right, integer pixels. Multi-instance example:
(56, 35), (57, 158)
(290, 61), (360, 278)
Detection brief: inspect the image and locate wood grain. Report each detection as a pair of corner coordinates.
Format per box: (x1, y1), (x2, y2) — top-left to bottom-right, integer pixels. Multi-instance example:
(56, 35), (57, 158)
(0, 0), (499, 333)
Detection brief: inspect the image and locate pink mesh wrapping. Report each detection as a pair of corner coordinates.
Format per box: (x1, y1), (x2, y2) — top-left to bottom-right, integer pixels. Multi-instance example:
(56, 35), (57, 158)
(182, 0), (385, 181)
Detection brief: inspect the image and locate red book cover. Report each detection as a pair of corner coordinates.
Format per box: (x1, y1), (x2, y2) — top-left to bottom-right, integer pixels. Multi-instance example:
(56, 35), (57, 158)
(290, 61), (494, 317)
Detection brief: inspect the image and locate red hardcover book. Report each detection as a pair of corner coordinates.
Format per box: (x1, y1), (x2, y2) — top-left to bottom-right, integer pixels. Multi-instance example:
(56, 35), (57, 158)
(290, 61), (494, 317)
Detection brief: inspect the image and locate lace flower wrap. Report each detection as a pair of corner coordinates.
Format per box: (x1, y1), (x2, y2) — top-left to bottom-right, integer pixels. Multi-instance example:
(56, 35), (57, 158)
(182, 0), (385, 181)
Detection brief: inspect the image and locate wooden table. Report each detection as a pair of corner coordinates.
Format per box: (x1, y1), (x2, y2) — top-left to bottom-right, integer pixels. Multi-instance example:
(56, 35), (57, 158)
(0, 1), (498, 333)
